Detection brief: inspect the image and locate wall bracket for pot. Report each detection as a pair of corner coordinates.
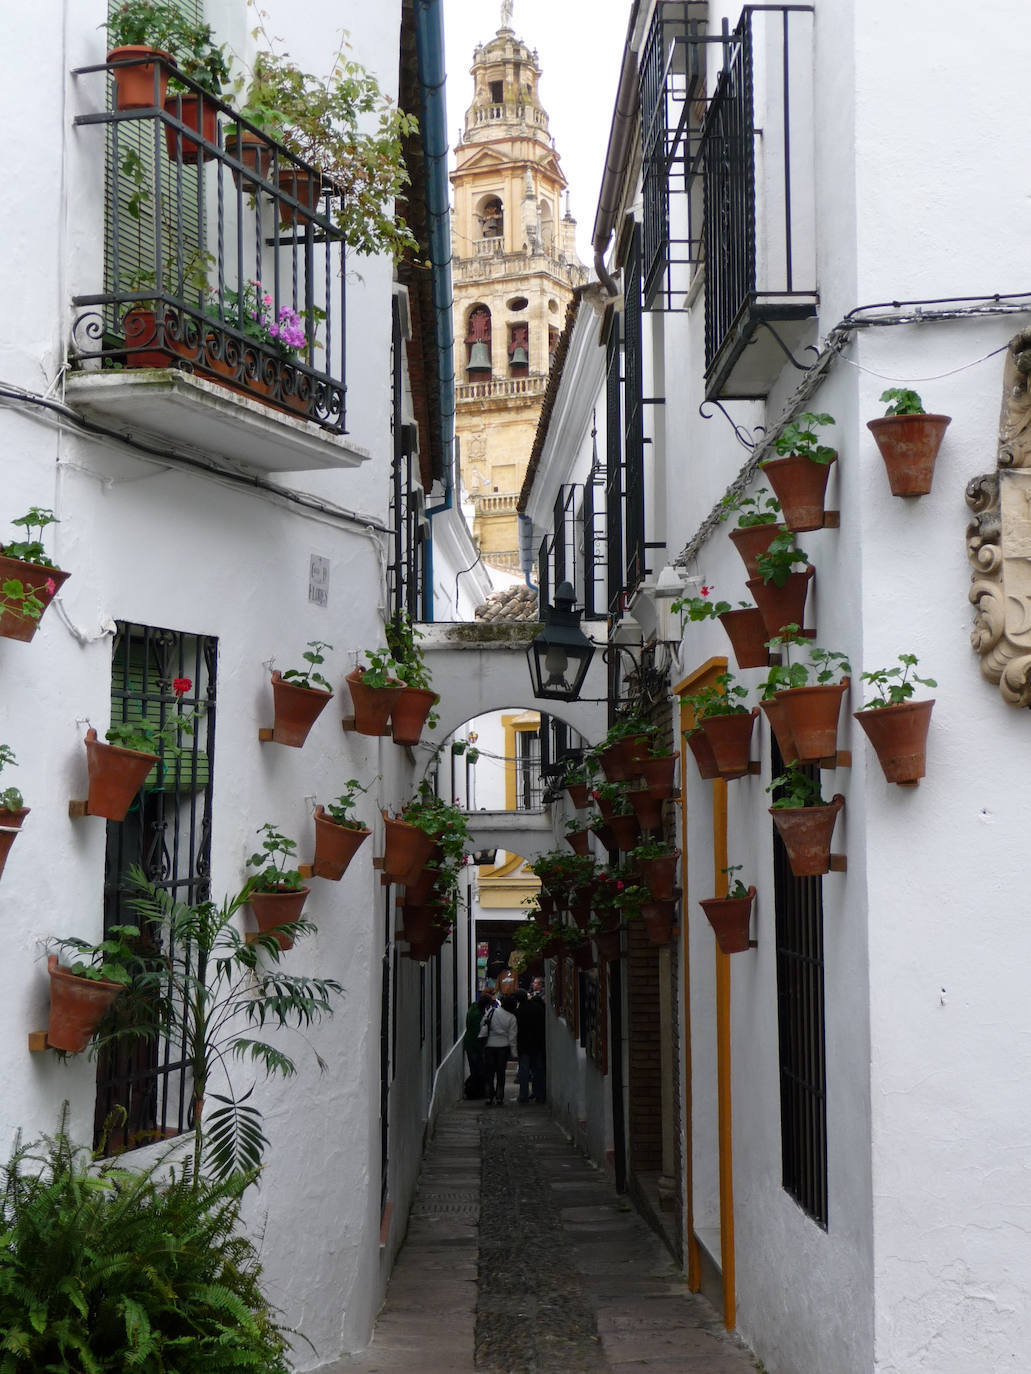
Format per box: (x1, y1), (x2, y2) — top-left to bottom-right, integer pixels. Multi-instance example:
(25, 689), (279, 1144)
(298, 864), (313, 879)
(822, 511), (840, 528)
(68, 801), (91, 819)
(341, 717), (391, 735)
(257, 728), (274, 742)
(28, 1032), (49, 1052)
(829, 853), (847, 871)
(372, 856), (385, 870)
(818, 751), (852, 770)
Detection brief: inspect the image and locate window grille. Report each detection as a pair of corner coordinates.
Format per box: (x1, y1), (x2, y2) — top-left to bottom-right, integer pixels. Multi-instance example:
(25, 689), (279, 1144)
(772, 757), (828, 1227)
(94, 622), (217, 1153)
(388, 297), (426, 620)
(516, 729), (543, 810)
(623, 229), (646, 599)
(604, 319), (623, 616)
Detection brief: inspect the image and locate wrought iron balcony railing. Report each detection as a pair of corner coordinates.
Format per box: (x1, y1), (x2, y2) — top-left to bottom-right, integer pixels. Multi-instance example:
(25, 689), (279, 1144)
(71, 56), (348, 432)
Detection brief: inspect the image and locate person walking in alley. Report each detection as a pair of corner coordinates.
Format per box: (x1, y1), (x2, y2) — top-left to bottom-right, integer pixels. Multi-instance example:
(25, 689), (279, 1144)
(463, 992), (493, 1098)
(479, 992), (518, 1105)
(515, 985), (547, 1104)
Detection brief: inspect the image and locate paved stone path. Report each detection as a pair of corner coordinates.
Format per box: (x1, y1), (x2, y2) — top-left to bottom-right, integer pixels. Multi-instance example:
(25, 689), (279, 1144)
(327, 1091), (760, 1374)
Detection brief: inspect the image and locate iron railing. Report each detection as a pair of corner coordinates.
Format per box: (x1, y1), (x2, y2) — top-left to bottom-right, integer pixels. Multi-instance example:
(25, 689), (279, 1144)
(623, 231), (646, 598)
(72, 56), (348, 430)
(388, 299), (426, 621)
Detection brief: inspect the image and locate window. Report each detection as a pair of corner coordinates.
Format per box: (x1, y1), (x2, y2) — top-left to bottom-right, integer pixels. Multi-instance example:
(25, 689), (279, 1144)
(489, 80), (504, 104)
(480, 196), (504, 239)
(772, 759), (829, 1227)
(95, 622), (217, 1153)
(604, 316), (623, 616)
(465, 304), (492, 376)
(622, 228), (645, 597)
(516, 728), (543, 810)
(388, 296), (427, 620)
(508, 322), (529, 374)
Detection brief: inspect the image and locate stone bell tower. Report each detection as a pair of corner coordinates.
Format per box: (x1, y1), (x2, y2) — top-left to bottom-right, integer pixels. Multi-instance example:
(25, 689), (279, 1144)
(451, 3), (588, 573)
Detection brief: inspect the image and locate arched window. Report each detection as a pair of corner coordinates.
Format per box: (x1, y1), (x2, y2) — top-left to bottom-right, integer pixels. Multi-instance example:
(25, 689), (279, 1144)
(479, 196), (504, 241)
(466, 305), (492, 377)
(540, 201), (554, 254)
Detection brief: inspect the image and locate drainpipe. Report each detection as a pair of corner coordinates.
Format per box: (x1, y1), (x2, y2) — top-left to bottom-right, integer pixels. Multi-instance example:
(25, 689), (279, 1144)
(591, 5), (641, 297)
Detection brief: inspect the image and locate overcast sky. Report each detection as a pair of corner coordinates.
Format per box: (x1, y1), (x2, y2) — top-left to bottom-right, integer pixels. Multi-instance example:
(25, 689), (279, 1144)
(442, 0), (632, 265)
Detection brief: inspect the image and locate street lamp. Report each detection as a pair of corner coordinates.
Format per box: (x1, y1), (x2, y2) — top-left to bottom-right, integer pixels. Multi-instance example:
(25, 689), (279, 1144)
(526, 581), (595, 702)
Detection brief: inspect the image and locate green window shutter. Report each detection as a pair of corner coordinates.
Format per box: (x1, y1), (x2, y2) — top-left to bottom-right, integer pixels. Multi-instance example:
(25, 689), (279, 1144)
(111, 646), (211, 797)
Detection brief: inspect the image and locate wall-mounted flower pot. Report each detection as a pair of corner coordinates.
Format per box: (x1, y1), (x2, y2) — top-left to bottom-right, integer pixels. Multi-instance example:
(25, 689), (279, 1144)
(594, 925), (622, 961)
(605, 812), (642, 852)
(699, 709), (758, 780)
(699, 887), (757, 954)
(571, 940), (597, 971)
(535, 891), (557, 922)
(627, 786), (665, 834)
(566, 781), (591, 809)
(107, 45), (173, 110)
(164, 93), (218, 164)
(599, 735), (649, 783)
(404, 926), (449, 961)
(638, 753), (677, 798)
(778, 679), (850, 762)
(747, 566), (815, 639)
(271, 671), (332, 747)
(312, 807), (371, 880)
(641, 899), (676, 945)
(728, 522), (786, 578)
(686, 729), (721, 781)
(770, 795), (844, 877)
(759, 696), (798, 766)
(46, 955), (124, 1053)
(853, 699), (934, 784)
(565, 829), (591, 856)
(248, 886), (310, 951)
(0, 809), (28, 881)
(0, 558), (70, 642)
(84, 728), (157, 821)
(401, 863), (442, 907)
(276, 168), (326, 227)
(638, 849), (679, 901)
(346, 668), (405, 737)
(761, 454), (836, 532)
(590, 820), (617, 852)
(718, 606), (771, 670)
(400, 902), (447, 948)
(867, 414), (951, 497)
(569, 899), (593, 930)
(389, 686), (439, 747)
(381, 815), (437, 885)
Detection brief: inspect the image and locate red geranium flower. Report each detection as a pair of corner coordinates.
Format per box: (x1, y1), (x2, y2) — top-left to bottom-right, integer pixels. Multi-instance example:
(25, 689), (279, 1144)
(172, 678), (192, 697)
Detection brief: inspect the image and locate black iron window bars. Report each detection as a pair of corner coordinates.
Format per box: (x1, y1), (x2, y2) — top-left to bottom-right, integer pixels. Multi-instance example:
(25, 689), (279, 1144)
(71, 54), (348, 431)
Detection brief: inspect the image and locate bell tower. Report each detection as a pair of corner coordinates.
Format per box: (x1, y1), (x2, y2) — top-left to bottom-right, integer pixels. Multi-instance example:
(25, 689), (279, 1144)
(451, 4), (587, 573)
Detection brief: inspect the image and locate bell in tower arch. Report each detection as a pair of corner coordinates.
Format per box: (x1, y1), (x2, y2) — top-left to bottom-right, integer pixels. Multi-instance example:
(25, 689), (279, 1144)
(467, 341), (492, 375)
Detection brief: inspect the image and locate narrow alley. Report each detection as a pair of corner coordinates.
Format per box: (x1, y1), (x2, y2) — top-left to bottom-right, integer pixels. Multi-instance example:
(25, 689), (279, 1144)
(330, 1083), (761, 1374)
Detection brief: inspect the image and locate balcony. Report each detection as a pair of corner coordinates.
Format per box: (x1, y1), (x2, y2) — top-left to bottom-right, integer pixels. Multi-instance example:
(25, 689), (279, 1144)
(456, 375), (549, 403)
(68, 56), (364, 472)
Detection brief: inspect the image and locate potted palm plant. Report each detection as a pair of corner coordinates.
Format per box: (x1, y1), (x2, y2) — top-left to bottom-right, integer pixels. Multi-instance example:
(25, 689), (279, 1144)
(0, 745), (28, 882)
(44, 924), (141, 1054)
(0, 508), (70, 643)
(853, 654), (936, 784)
(867, 389), (951, 497)
(347, 646), (406, 736)
(312, 779), (372, 880)
(761, 412), (837, 532)
(722, 488), (785, 578)
(699, 866), (757, 954)
(243, 824), (310, 950)
(385, 613), (439, 746)
(749, 531), (815, 638)
(270, 640), (333, 747)
(768, 767), (844, 877)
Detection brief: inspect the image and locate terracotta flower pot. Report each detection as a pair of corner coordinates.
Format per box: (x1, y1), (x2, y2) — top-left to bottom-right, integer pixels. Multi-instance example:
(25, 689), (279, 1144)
(590, 820), (617, 852)
(599, 737), (641, 783)
(248, 886), (310, 951)
(404, 926), (449, 961)
(867, 414), (951, 497)
(700, 887), (757, 954)
(0, 806), (28, 830)
(346, 668), (405, 737)
(777, 680), (850, 762)
(389, 686), (439, 747)
(535, 891), (556, 921)
(0, 557), (71, 642)
(606, 812), (641, 852)
(271, 671), (332, 747)
(566, 781), (591, 809)
(565, 829), (591, 856)
(277, 167), (326, 226)
(571, 940), (597, 971)
(224, 128), (273, 189)
(0, 827), (22, 881)
(699, 709), (758, 780)
(761, 453), (836, 532)
(312, 807), (371, 881)
(594, 927), (622, 961)
(747, 566), (815, 639)
(639, 851), (679, 902)
(685, 729), (721, 781)
(107, 45), (173, 110)
(638, 753), (676, 798)
(401, 865), (442, 906)
(853, 699), (934, 784)
(770, 795), (844, 877)
(46, 955), (124, 1054)
(641, 899), (676, 945)
(382, 815), (437, 885)
(84, 728), (157, 821)
(401, 902), (447, 947)
(760, 696), (798, 766)
(569, 900), (593, 930)
(718, 606), (772, 670)
(728, 522), (786, 578)
(627, 786), (665, 834)
(163, 93), (218, 164)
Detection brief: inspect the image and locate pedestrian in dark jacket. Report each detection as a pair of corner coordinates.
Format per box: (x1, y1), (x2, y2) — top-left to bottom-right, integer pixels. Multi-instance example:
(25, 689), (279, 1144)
(464, 993), (493, 1096)
(515, 988), (547, 1103)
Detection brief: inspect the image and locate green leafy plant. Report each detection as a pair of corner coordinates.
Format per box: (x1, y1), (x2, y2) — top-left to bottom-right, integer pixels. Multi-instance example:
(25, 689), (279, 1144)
(241, 19), (419, 260)
(701, 671), (750, 717)
(104, 1), (231, 95)
(0, 1108), (295, 1371)
(245, 823), (305, 894)
(880, 387), (925, 417)
(528, 849), (596, 898)
(720, 488), (782, 527)
(1, 508), (61, 621)
(721, 865), (751, 899)
(209, 281), (322, 360)
(465, 747), (480, 765)
(769, 411), (836, 465)
(590, 780), (634, 816)
(858, 653), (937, 709)
(756, 530), (810, 588)
(357, 645), (405, 689)
(104, 675), (203, 757)
(564, 815), (592, 836)
(562, 753), (597, 786)
(280, 639), (332, 692)
(626, 838), (675, 864)
(0, 744), (24, 812)
(450, 739), (467, 756)
(807, 645), (851, 685)
(115, 868), (340, 1181)
(671, 586), (732, 621)
(321, 778), (370, 829)
(758, 633), (849, 697)
(386, 612), (438, 728)
(48, 924), (143, 987)
(512, 921), (552, 958)
(400, 782), (471, 919)
(591, 866), (648, 917)
(602, 715), (655, 746)
(767, 766), (828, 810)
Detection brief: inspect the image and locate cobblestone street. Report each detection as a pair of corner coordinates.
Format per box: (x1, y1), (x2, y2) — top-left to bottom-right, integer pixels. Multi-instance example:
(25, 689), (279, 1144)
(330, 1084), (760, 1374)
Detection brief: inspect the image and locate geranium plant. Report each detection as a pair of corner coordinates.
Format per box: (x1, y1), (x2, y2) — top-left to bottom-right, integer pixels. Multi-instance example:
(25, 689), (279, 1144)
(769, 411), (836, 465)
(213, 280), (320, 359)
(720, 488), (782, 527)
(1, 508), (61, 624)
(767, 766), (828, 809)
(755, 531), (810, 588)
(320, 778), (370, 829)
(357, 646), (405, 689)
(879, 388), (925, 417)
(0, 745), (23, 812)
(590, 781), (634, 816)
(857, 654), (936, 708)
(720, 864), (751, 899)
(244, 823), (305, 894)
(104, 675), (202, 757)
(104, 1), (231, 95)
(280, 640), (332, 692)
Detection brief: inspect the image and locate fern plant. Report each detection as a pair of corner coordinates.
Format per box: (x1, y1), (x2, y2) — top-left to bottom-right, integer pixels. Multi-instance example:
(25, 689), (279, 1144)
(93, 867), (342, 1182)
(0, 1107), (295, 1371)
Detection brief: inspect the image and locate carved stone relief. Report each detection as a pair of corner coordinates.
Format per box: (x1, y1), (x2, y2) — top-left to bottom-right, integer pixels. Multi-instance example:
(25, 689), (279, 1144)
(967, 329), (1031, 705)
